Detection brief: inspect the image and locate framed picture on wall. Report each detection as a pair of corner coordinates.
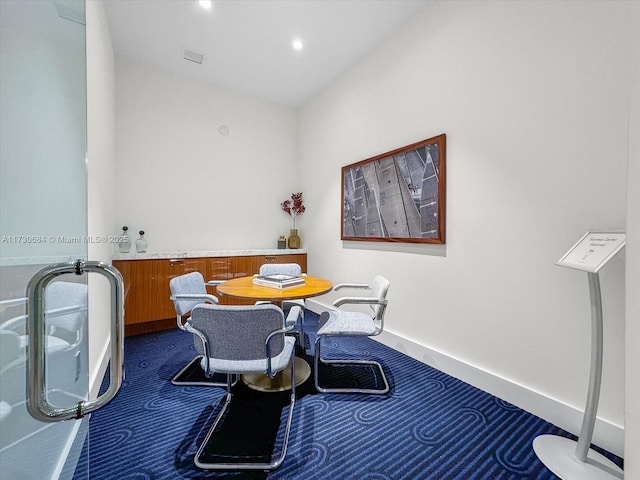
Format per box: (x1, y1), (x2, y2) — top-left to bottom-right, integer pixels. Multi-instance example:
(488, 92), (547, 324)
(341, 133), (446, 244)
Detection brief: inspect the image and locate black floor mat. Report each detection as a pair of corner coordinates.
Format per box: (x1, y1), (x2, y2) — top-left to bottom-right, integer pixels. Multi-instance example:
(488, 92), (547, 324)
(171, 356), (231, 386)
(194, 352), (384, 466)
(197, 387), (290, 464)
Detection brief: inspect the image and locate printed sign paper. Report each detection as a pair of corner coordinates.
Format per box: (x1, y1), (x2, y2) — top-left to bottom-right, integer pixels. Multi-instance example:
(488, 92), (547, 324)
(557, 231), (626, 273)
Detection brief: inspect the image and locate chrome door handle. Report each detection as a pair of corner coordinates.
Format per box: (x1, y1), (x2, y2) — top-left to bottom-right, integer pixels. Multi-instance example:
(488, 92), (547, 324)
(26, 260), (124, 422)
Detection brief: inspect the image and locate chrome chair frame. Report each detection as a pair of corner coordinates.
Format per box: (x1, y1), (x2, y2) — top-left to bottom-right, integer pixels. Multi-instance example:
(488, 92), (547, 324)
(169, 273), (233, 387)
(187, 304), (300, 471)
(314, 277), (390, 394)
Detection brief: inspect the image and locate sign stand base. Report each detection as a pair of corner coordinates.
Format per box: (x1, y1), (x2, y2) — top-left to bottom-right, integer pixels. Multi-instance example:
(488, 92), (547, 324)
(533, 435), (622, 480)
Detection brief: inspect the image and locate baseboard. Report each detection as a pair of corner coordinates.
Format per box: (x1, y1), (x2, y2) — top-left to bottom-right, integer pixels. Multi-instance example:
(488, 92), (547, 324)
(306, 299), (624, 457)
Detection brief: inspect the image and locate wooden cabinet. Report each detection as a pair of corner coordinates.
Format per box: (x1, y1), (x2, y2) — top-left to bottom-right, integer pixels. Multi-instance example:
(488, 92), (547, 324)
(155, 257), (208, 321)
(113, 259), (155, 325)
(114, 252), (307, 335)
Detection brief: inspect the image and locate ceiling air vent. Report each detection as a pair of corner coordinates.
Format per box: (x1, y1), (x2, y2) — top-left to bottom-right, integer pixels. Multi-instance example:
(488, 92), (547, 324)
(183, 48), (204, 65)
(54, 2), (85, 25)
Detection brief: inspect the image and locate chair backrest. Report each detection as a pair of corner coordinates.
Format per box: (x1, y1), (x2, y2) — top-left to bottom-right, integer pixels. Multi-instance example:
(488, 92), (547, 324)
(170, 272), (207, 316)
(259, 263), (302, 277)
(369, 275), (390, 320)
(189, 304), (285, 361)
(45, 281), (88, 334)
(0, 330), (20, 367)
(0, 330), (25, 406)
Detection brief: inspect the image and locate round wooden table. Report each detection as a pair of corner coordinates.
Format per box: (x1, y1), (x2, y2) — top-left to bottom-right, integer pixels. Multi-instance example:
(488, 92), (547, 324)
(216, 275), (333, 304)
(216, 275), (333, 392)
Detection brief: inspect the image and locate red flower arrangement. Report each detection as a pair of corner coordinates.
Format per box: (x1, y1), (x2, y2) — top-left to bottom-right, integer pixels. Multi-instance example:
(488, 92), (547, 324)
(281, 192), (305, 228)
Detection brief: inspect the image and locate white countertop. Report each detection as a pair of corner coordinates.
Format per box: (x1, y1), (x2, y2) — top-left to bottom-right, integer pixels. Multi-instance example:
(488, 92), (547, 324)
(0, 255), (84, 267)
(112, 249), (307, 261)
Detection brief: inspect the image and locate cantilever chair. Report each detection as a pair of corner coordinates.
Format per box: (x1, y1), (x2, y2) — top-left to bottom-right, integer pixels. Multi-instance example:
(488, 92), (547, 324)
(0, 281), (87, 355)
(314, 275), (391, 394)
(1, 282), (88, 413)
(188, 303), (299, 471)
(0, 330), (27, 412)
(256, 263), (307, 348)
(169, 271), (228, 386)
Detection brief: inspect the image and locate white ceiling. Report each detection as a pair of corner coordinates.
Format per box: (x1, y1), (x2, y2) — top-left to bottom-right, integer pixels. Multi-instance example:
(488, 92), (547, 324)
(103, 0), (429, 108)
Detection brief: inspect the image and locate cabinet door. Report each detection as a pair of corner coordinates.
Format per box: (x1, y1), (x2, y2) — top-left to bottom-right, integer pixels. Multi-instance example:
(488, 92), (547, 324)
(155, 258), (208, 321)
(114, 260), (156, 324)
(228, 256), (257, 278)
(206, 257), (230, 281)
(224, 255), (266, 305)
(219, 256), (256, 305)
(275, 253), (307, 272)
(204, 257), (229, 301)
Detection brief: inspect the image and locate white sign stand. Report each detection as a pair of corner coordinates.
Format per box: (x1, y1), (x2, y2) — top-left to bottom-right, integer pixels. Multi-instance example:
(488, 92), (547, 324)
(533, 231), (625, 480)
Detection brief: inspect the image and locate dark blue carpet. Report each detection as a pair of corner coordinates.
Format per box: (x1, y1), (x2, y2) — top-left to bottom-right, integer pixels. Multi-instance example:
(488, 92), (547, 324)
(73, 312), (622, 479)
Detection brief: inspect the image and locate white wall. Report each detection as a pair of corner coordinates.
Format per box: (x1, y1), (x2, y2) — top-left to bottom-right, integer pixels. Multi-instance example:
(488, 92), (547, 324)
(86, 0), (116, 395)
(114, 59), (300, 252)
(625, 2), (640, 474)
(300, 0), (633, 455)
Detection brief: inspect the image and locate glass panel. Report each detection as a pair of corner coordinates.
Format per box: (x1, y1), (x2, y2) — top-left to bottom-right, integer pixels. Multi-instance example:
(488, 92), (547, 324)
(0, 0), (89, 478)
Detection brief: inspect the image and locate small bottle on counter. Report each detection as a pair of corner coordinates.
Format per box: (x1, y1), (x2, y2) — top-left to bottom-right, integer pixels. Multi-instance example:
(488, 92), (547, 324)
(118, 226), (131, 253)
(277, 235), (286, 249)
(136, 230), (148, 253)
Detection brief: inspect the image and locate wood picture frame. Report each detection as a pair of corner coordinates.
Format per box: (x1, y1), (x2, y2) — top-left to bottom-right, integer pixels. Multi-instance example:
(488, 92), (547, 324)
(341, 133), (446, 244)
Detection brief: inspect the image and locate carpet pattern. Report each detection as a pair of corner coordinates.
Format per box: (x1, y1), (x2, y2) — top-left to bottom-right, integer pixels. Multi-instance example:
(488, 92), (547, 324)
(73, 312), (622, 479)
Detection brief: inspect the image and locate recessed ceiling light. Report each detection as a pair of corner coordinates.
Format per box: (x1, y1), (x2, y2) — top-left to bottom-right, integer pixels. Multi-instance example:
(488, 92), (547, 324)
(292, 38), (304, 51)
(198, 0), (212, 9)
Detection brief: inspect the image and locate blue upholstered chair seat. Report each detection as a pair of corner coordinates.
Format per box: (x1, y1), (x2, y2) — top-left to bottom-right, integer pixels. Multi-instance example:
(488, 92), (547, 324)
(19, 334), (69, 352)
(314, 275), (390, 394)
(317, 310), (377, 336)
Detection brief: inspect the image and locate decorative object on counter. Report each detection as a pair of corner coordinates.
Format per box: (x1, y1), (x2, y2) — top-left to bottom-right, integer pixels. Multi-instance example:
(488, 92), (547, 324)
(287, 229), (301, 249)
(136, 230), (148, 253)
(281, 192), (305, 249)
(118, 226), (131, 253)
(277, 235), (287, 249)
